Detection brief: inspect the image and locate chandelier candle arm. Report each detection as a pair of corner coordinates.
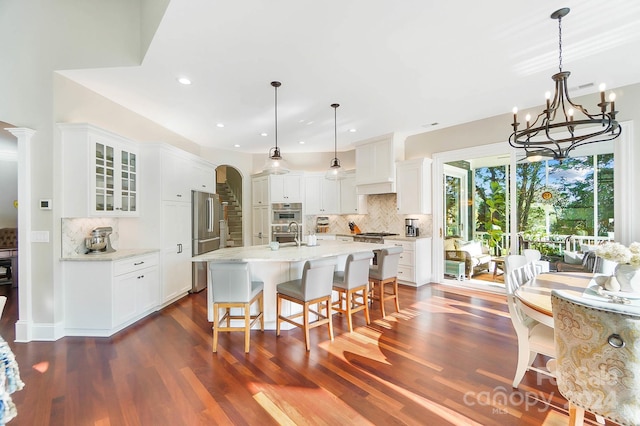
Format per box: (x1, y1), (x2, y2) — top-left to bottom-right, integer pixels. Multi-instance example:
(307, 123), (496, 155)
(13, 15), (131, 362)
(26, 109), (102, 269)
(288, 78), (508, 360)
(508, 7), (621, 161)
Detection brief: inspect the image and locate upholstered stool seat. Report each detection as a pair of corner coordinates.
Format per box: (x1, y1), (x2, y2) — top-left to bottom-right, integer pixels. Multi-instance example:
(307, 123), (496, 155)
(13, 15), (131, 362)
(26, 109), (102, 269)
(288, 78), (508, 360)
(277, 258), (336, 351)
(332, 251), (374, 332)
(209, 262), (264, 353)
(368, 246), (403, 318)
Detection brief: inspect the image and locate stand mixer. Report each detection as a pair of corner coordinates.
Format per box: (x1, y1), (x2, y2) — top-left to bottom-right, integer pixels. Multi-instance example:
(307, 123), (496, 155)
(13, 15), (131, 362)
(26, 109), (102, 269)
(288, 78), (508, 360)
(85, 226), (116, 254)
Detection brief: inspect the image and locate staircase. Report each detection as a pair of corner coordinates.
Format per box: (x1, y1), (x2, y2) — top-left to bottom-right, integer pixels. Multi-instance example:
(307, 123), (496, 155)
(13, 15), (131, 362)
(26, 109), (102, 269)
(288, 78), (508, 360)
(216, 182), (243, 247)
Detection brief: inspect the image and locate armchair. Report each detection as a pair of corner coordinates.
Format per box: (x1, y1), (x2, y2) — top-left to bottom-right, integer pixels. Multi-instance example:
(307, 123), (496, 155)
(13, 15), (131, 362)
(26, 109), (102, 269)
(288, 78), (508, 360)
(444, 238), (491, 279)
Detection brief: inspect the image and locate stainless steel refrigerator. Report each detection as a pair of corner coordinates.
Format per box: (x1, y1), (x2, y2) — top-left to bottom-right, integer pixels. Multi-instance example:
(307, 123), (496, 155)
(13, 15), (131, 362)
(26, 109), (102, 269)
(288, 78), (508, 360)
(191, 190), (222, 293)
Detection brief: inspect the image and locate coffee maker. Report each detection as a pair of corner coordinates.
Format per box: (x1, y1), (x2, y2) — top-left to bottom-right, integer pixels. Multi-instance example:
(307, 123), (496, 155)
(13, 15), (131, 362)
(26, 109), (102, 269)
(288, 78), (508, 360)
(405, 218), (418, 237)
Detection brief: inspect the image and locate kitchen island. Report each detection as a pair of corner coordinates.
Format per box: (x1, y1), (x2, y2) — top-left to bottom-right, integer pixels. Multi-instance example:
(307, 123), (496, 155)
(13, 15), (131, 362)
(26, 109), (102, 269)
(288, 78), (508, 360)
(192, 240), (395, 329)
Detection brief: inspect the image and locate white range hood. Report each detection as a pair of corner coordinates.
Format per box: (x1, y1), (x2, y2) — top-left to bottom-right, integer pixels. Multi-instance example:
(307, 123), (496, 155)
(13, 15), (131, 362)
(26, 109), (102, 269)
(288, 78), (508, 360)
(354, 133), (405, 195)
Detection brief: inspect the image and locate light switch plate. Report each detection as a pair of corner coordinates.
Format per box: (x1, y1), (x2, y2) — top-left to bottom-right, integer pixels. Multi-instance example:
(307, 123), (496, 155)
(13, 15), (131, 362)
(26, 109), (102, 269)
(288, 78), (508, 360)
(31, 231), (50, 243)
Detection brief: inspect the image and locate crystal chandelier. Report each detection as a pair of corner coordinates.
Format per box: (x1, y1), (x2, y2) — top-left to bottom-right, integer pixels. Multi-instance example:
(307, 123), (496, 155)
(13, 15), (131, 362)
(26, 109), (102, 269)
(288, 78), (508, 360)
(509, 8), (621, 161)
(326, 103), (346, 180)
(263, 81), (290, 174)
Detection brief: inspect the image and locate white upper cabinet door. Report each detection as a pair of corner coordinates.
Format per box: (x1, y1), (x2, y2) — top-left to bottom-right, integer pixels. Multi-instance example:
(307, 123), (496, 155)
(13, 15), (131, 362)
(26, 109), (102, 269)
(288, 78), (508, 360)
(270, 174), (302, 203)
(396, 158), (432, 215)
(59, 123), (139, 217)
(305, 174), (339, 215)
(252, 176), (269, 206)
(191, 161), (216, 193)
(340, 171), (367, 214)
(161, 152), (191, 202)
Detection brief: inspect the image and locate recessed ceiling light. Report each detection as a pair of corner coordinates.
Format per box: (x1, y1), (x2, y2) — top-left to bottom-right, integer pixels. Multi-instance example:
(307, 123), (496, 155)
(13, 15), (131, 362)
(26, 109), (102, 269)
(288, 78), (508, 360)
(260, 132), (268, 137)
(299, 141), (305, 145)
(306, 121), (314, 125)
(234, 144), (240, 148)
(216, 123), (224, 128)
(349, 128), (357, 133)
(177, 77), (192, 85)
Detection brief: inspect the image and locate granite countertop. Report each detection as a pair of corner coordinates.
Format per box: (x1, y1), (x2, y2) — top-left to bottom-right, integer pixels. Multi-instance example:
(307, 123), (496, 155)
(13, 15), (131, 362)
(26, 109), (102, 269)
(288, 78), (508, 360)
(192, 240), (396, 263)
(61, 248), (160, 261)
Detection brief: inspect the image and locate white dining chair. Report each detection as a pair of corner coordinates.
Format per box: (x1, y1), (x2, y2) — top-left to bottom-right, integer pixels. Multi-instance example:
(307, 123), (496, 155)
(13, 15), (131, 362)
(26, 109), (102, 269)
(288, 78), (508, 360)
(504, 254), (527, 276)
(505, 263), (555, 388)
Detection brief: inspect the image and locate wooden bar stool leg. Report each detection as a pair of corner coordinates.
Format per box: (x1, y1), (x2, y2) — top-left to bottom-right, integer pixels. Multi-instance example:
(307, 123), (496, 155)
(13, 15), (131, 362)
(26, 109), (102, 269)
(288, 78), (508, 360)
(259, 293), (264, 331)
(378, 280), (386, 317)
(346, 289), (354, 332)
(276, 294), (282, 336)
(213, 303), (220, 352)
(362, 288), (371, 325)
(326, 296), (334, 341)
(393, 278), (400, 312)
(303, 302), (311, 351)
(244, 302), (251, 353)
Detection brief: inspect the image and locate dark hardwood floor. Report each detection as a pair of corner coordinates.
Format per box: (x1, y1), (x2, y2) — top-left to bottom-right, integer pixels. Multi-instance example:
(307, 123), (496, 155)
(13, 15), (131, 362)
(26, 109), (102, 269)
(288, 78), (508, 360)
(0, 282), (606, 425)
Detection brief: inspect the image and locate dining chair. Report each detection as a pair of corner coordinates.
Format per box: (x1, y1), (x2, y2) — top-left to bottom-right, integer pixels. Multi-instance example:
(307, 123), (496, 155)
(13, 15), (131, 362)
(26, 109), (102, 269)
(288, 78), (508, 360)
(369, 246), (403, 318)
(504, 254), (528, 276)
(332, 251), (374, 332)
(209, 262), (264, 353)
(505, 263), (555, 388)
(276, 258), (336, 351)
(551, 290), (640, 426)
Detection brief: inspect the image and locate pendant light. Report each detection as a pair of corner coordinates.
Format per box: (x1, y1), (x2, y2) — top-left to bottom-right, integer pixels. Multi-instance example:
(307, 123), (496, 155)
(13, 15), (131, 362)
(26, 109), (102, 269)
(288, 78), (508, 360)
(325, 103), (346, 180)
(263, 81), (290, 174)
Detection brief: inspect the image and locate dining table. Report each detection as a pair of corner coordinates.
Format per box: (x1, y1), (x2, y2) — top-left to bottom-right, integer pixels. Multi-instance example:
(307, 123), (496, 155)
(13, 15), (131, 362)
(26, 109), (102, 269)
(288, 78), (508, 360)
(515, 271), (640, 327)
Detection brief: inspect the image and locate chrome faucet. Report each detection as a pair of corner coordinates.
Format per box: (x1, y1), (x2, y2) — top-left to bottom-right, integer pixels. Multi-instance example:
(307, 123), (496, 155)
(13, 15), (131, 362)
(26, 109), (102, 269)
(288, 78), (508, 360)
(288, 221), (300, 246)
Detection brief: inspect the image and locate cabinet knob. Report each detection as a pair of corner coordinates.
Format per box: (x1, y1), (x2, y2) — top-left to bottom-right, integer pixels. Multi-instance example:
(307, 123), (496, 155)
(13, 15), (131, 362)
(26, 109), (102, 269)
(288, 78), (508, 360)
(177, 194), (182, 198)
(134, 261), (144, 265)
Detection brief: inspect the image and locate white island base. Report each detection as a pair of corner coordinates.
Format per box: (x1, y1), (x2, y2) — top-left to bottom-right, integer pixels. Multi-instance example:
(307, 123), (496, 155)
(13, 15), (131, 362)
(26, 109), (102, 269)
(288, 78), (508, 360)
(192, 240), (395, 330)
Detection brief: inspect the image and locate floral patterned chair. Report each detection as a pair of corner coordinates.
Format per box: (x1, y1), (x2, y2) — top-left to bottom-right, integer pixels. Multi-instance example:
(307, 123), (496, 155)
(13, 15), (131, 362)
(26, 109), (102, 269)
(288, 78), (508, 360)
(551, 290), (640, 425)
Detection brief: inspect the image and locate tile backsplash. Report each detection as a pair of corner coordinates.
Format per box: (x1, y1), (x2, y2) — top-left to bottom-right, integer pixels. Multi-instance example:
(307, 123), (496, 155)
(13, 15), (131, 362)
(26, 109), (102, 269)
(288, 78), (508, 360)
(61, 217), (120, 257)
(304, 193), (432, 237)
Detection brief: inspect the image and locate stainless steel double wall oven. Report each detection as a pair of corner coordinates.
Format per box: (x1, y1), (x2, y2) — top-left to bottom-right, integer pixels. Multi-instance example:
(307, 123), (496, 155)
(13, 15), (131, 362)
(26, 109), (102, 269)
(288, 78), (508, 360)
(271, 202), (302, 243)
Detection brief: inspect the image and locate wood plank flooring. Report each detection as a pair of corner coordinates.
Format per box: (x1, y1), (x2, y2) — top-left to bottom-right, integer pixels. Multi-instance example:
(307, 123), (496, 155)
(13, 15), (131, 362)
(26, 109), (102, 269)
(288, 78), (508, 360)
(0, 283), (607, 425)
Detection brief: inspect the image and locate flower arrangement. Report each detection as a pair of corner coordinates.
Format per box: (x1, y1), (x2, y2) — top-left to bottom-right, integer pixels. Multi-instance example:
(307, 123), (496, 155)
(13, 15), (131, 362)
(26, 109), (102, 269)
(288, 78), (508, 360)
(596, 242), (640, 267)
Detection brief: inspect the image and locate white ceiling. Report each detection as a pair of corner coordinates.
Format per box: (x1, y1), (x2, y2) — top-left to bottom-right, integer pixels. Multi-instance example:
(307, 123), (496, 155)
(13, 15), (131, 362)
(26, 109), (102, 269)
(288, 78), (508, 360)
(59, 0), (640, 155)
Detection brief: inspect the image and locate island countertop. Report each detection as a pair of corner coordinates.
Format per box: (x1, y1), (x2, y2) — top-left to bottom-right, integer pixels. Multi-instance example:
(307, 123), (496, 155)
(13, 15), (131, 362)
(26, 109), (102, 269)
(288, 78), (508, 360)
(192, 240), (395, 263)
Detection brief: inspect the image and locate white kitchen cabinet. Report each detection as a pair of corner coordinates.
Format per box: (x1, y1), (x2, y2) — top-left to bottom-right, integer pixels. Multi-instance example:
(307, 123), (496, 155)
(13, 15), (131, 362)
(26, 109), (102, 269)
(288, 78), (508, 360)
(162, 201), (192, 303)
(252, 176), (269, 206)
(340, 170), (368, 214)
(384, 238), (432, 287)
(161, 151), (192, 202)
(64, 252), (160, 337)
(270, 174), (302, 203)
(396, 158), (432, 214)
(252, 206), (270, 245)
(59, 123), (139, 217)
(192, 160), (216, 193)
(304, 173), (339, 215)
(355, 133), (404, 195)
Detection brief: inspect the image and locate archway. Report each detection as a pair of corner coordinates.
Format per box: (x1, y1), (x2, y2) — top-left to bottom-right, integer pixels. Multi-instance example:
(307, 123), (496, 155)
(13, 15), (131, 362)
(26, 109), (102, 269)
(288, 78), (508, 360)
(215, 165), (243, 247)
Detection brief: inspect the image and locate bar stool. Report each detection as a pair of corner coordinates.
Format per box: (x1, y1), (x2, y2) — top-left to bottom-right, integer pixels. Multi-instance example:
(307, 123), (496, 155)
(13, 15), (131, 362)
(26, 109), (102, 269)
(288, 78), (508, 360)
(209, 262), (264, 353)
(369, 246), (403, 318)
(332, 251), (374, 332)
(276, 258), (336, 351)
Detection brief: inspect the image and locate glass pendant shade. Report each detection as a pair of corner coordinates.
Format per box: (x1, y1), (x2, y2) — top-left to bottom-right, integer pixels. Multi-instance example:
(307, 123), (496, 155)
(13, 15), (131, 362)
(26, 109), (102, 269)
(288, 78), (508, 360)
(325, 103), (346, 180)
(263, 81), (290, 175)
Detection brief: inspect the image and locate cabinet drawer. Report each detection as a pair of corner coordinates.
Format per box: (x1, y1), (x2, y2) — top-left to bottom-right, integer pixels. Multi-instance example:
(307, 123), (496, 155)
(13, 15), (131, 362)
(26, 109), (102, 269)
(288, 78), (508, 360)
(397, 265), (415, 281)
(114, 253), (159, 276)
(398, 251), (415, 267)
(385, 240), (415, 253)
